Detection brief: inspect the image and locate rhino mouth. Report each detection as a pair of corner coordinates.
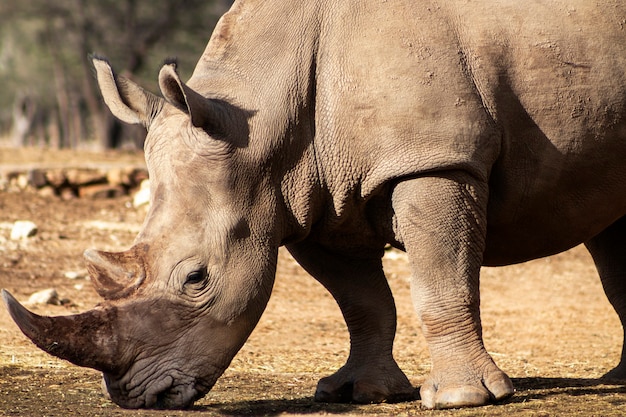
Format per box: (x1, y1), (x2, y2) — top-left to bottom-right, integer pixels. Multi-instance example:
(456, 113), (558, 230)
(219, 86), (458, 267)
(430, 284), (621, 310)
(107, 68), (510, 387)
(103, 370), (215, 409)
(2, 289), (234, 409)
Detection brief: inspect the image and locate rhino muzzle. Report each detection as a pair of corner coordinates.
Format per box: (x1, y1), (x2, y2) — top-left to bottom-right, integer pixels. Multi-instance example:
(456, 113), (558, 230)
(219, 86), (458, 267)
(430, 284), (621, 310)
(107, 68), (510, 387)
(3, 235), (266, 409)
(102, 367), (214, 409)
(2, 289), (220, 409)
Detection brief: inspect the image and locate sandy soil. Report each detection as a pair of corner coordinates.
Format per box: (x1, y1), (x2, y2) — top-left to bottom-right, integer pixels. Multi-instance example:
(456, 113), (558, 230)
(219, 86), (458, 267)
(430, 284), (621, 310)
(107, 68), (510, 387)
(1, 148), (625, 416)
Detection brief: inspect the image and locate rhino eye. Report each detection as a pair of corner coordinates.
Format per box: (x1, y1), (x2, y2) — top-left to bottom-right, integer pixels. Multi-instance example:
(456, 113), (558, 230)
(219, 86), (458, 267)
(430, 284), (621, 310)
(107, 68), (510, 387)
(185, 269), (207, 286)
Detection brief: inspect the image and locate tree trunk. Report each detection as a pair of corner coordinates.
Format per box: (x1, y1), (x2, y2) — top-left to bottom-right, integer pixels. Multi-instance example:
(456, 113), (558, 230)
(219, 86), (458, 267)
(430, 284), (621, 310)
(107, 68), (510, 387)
(11, 96), (35, 147)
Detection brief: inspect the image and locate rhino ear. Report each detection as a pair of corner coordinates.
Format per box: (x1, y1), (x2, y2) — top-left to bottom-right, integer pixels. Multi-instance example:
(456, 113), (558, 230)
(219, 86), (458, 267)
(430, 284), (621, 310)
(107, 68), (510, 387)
(92, 56), (164, 127)
(158, 61), (228, 137)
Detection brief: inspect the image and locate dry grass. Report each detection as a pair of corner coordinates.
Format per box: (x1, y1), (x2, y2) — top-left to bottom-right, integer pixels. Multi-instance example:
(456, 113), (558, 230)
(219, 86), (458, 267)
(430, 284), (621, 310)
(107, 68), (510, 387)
(1, 148), (625, 416)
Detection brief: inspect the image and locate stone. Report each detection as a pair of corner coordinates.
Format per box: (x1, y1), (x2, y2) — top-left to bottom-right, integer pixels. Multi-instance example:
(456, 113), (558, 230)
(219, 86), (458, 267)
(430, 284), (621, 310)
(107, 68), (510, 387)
(106, 168), (128, 187)
(79, 184), (125, 199)
(10, 221), (38, 240)
(45, 169), (67, 187)
(59, 187), (77, 200)
(16, 174), (29, 190)
(66, 168), (107, 186)
(64, 270), (88, 280)
(27, 288), (59, 306)
(37, 186), (56, 198)
(28, 169), (48, 188)
(130, 168), (149, 186)
(133, 179), (151, 208)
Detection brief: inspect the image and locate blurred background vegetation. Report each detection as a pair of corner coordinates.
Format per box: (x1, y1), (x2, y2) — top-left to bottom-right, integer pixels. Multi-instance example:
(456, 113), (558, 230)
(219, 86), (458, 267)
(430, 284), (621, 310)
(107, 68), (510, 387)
(0, 0), (233, 150)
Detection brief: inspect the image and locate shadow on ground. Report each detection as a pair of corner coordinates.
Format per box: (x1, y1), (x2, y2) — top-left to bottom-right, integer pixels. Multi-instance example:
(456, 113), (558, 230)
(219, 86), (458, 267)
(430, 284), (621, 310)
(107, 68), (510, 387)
(195, 378), (626, 415)
(509, 377), (626, 404)
(2, 364), (626, 416)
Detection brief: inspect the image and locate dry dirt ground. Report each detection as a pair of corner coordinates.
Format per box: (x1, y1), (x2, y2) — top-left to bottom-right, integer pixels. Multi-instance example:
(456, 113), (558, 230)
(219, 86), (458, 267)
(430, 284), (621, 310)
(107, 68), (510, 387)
(1, 148), (626, 416)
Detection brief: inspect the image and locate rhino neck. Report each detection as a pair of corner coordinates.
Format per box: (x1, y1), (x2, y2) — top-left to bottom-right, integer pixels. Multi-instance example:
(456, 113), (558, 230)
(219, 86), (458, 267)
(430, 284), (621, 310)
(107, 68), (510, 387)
(189, 0), (322, 118)
(185, 1), (390, 246)
(184, 0), (328, 245)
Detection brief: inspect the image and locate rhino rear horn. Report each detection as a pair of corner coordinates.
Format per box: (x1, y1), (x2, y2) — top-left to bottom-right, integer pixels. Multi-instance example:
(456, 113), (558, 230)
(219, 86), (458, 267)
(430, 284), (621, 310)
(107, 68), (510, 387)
(1, 289), (121, 374)
(84, 244), (147, 300)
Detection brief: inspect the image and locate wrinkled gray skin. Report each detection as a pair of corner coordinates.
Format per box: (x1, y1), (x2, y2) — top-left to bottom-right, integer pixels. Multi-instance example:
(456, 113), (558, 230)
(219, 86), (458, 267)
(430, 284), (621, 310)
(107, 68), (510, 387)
(4, 0), (626, 410)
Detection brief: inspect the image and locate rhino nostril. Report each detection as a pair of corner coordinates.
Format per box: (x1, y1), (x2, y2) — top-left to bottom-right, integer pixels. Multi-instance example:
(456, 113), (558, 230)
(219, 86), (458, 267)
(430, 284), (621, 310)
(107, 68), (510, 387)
(153, 384), (198, 410)
(103, 368), (203, 409)
(154, 390), (172, 409)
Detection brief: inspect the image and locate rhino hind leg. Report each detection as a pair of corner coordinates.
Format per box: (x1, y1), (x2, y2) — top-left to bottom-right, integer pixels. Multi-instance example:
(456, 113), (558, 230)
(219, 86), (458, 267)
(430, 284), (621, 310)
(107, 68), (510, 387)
(286, 242), (417, 404)
(585, 216), (626, 381)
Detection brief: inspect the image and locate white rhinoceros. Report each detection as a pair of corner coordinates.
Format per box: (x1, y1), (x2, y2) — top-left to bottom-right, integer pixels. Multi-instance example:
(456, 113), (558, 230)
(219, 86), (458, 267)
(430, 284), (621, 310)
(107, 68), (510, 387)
(4, 0), (626, 410)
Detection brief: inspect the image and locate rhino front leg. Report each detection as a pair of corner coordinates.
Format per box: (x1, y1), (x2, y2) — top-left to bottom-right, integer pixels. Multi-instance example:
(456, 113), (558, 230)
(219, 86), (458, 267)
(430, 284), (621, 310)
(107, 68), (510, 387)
(391, 174), (514, 409)
(585, 216), (626, 380)
(286, 242), (417, 403)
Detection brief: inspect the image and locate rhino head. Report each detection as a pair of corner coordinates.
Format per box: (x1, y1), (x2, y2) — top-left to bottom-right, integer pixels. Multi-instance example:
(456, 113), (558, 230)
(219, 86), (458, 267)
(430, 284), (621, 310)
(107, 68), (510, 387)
(2, 58), (284, 409)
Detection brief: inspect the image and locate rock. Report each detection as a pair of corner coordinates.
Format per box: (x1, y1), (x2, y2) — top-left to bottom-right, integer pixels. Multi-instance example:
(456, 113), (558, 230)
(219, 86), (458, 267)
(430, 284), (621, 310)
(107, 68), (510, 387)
(59, 187), (77, 200)
(130, 168), (149, 186)
(64, 270), (88, 280)
(45, 169), (67, 187)
(65, 168), (107, 186)
(16, 174), (29, 190)
(10, 221), (38, 240)
(79, 184), (125, 199)
(107, 167), (147, 188)
(37, 186), (56, 198)
(133, 179), (151, 208)
(28, 169), (48, 188)
(106, 168), (128, 187)
(27, 288), (59, 306)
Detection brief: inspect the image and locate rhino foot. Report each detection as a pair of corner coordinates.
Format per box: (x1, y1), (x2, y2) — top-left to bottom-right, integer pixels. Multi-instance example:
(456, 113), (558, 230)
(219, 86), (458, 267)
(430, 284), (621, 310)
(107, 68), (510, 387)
(420, 364), (514, 409)
(314, 362), (417, 404)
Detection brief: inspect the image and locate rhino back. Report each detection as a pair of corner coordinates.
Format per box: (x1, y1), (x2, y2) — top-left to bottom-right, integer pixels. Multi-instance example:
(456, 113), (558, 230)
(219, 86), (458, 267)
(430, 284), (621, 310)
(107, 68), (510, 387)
(310, 1), (626, 263)
(452, 1), (626, 263)
(186, 0), (626, 263)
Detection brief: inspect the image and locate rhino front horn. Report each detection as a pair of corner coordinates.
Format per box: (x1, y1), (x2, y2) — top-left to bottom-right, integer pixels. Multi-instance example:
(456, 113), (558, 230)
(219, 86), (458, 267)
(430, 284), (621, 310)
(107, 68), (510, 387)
(1, 289), (121, 374)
